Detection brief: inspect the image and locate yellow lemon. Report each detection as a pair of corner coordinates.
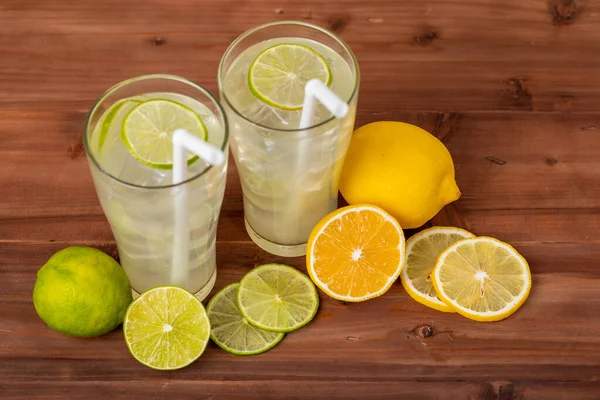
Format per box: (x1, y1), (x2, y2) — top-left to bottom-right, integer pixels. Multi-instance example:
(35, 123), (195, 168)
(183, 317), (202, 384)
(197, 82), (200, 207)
(339, 122), (461, 229)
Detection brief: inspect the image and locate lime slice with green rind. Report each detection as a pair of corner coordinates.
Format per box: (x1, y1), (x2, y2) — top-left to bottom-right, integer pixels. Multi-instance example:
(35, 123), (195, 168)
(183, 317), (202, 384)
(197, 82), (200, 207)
(123, 286), (210, 370)
(121, 99), (207, 169)
(97, 99), (141, 153)
(248, 43), (332, 111)
(207, 283), (284, 355)
(237, 264), (319, 333)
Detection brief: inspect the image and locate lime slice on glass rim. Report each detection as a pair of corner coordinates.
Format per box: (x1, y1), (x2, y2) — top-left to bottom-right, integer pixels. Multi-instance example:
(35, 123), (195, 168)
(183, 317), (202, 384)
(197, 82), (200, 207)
(248, 43), (332, 110)
(121, 99), (207, 169)
(207, 283), (284, 355)
(237, 264), (319, 333)
(123, 286), (210, 370)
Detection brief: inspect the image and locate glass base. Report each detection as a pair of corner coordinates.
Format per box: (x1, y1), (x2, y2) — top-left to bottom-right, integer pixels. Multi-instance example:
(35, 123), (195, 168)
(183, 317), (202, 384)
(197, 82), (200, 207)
(245, 218), (307, 257)
(131, 268), (217, 302)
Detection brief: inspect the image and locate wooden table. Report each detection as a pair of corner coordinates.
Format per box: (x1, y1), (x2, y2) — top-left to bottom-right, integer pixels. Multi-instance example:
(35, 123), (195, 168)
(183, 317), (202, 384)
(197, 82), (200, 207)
(2, 0), (599, 398)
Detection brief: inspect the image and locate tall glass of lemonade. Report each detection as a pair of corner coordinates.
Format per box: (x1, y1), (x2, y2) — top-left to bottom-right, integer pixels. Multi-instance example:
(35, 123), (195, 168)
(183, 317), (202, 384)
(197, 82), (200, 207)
(219, 21), (359, 257)
(84, 75), (229, 300)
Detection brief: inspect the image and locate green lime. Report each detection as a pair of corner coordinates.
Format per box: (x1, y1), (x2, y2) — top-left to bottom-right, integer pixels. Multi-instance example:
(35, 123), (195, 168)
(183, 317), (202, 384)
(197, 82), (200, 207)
(207, 283), (284, 355)
(237, 264), (319, 333)
(97, 99), (141, 153)
(248, 43), (332, 110)
(121, 99), (207, 169)
(123, 286), (210, 370)
(32, 246), (133, 337)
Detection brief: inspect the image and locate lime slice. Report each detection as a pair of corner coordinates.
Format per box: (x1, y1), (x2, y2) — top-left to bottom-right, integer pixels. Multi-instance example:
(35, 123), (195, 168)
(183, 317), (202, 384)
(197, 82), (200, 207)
(97, 99), (141, 153)
(248, 43), (332, 110)
(121, 99), (207, 169)
(238, 264), (319, 332)
(123, 286), (210, 370)
(207, 283), (284, 355)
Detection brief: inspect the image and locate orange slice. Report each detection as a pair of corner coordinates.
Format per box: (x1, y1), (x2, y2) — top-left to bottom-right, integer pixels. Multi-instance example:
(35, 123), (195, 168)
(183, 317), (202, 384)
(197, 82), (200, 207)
(306, 205), (406, 302)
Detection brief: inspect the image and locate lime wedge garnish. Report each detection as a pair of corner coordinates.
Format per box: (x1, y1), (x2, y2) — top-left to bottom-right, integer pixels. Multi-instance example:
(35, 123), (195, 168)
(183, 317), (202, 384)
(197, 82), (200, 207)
(207, 283), (284, 355)
(237, 264), (319, 332)
(123, 286), (210, 370)
(97, 99), (141, 153)
(248, 43), (332, 111)
(121, 99), (207, 169)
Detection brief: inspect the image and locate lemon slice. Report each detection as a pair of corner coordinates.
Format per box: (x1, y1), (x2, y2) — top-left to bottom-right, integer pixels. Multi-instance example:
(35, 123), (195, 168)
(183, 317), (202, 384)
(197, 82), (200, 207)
(122, 99), (207, 169)
(432, 237), (532, 322)
(401, 227), (475, 312)
(307, 205), (406, 302)
(123, 286), (210, 370)
(207, 283), (284, 355)
(248, 43), (332, 110)
(237, 264), (319, 333)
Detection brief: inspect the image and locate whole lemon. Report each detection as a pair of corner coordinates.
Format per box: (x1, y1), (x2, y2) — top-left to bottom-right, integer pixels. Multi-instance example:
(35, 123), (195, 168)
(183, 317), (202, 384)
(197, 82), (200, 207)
(339, 121), (461, 229)
(33, 246), (133, 337)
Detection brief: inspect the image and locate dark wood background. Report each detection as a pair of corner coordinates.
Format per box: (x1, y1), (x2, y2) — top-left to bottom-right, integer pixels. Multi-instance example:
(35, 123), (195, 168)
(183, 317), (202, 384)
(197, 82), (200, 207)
(2, 0), (600, 399)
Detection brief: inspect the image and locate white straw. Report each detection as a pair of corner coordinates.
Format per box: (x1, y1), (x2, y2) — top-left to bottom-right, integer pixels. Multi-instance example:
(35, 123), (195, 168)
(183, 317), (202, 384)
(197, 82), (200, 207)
(299, 79), (349, 129)
(286, 80), (348, 252)
(171, 129), (225, 287)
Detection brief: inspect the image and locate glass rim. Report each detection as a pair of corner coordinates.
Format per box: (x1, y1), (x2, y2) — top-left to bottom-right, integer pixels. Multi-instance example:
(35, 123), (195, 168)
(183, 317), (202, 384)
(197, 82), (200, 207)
(83, 74), (229, 190)
(217, 20), (360, 133)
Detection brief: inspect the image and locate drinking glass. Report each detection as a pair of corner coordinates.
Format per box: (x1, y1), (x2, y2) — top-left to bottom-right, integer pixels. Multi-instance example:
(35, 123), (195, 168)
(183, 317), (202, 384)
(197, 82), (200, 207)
(83, 75), (229, 300)
(218, 21), (359, 257)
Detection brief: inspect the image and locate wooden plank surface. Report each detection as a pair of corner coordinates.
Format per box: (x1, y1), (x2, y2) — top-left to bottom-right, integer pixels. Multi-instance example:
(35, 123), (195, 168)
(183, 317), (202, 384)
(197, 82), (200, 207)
(2, 0), (600, 399)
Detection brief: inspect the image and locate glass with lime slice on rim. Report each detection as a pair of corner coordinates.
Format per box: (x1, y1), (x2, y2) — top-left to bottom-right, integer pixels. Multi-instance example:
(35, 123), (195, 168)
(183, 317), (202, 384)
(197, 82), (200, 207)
(219, 21), (360, 257)
(83, 75), (229, 300)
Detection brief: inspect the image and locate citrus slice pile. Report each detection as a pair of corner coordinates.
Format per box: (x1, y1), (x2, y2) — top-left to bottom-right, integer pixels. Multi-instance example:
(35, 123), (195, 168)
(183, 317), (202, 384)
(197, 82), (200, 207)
(207, 283), (284, 355)
(206, 264), (319, 356)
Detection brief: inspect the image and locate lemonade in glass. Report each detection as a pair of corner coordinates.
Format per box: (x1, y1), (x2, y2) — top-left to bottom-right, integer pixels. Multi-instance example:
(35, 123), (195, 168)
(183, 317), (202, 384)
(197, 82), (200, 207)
(219, 21), (359, 256)
(84, 75), (228, 300)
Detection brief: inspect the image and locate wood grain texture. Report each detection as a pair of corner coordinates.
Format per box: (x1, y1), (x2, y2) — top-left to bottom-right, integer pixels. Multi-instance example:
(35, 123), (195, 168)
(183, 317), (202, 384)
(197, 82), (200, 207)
(1, 0), (600, 399)
(2, 0), (600, 112)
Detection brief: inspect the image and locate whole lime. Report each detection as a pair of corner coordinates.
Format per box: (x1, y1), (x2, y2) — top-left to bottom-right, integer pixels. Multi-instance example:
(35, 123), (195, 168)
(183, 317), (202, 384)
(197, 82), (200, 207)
(33, 246), (133, 337)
